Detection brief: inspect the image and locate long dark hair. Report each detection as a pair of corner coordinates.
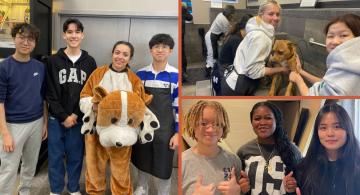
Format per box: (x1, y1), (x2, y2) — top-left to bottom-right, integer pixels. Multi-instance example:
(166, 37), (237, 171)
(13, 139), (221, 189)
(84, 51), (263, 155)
(324, 14), (360, 37)
(298, 103), (360, 195)
(250, 101), (299, 173)
(223, 14), (253, 43)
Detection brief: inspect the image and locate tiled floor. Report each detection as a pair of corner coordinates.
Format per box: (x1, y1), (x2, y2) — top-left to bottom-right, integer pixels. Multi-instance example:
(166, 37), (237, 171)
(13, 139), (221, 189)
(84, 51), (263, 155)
(13, 160), (178, 195)
(182, 62), (271, 96)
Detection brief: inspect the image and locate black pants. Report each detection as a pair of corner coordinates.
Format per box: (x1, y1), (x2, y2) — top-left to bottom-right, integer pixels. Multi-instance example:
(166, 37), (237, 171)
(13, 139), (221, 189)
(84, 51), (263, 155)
(212, 62), (222, 95)
(221, 74), (260, 96)
(210, 33), (222, 60)
(182, 34), (187, 73)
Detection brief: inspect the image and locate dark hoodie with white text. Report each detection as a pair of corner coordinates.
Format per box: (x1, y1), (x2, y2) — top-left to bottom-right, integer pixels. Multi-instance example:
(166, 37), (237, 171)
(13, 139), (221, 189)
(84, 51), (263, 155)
(46, 48), (97, 122)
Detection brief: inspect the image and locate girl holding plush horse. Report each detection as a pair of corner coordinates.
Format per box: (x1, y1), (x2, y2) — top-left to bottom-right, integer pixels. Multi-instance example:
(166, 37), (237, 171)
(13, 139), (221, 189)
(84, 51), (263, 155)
(80, 40), (145, 195)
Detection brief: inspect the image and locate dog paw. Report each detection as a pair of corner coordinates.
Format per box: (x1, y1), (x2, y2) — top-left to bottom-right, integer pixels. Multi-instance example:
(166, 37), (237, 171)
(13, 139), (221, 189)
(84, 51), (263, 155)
(138, 107), (160, 144)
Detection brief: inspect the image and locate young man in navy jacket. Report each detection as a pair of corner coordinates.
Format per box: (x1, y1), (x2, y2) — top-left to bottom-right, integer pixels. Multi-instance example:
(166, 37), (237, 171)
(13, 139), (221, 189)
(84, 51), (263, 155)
(46, 18), (96, 195)
(0, 23), (48, 195)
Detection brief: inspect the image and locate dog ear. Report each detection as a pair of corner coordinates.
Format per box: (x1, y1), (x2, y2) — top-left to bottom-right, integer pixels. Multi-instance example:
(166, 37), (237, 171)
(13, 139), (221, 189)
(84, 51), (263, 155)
(143, 94), (153, 105)
(133, 82), (153, 105)
(92, 86), (108, 103)
(287, 41), (296, 54)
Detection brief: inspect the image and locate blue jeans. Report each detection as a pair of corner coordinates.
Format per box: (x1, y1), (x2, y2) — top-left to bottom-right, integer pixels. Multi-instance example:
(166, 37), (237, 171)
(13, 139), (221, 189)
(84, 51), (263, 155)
(47, 117), (84, 193)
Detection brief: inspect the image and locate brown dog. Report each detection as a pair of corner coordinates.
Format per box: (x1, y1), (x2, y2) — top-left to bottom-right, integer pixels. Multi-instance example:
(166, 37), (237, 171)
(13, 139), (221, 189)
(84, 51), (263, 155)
(268, 40), (299, 96)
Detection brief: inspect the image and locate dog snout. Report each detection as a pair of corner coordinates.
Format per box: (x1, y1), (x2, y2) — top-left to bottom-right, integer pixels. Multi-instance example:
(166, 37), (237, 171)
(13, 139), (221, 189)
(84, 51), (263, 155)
(116, 142), (123, 147)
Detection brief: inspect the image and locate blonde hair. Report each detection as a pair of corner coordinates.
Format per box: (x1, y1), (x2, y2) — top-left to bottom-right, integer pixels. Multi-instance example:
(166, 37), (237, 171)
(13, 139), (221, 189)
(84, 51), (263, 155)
(183, 100), (230, 141)
(258, 0), (281, 16)
(256, 0), (281, 25)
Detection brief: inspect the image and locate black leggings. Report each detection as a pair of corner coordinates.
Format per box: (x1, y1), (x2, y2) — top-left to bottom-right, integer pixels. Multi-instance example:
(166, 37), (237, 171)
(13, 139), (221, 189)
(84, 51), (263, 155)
(221, 74), (260, 96)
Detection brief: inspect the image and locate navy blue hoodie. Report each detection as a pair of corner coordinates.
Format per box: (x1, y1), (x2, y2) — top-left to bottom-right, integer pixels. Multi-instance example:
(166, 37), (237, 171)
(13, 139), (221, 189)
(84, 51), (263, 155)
(46, 48), (96, 122)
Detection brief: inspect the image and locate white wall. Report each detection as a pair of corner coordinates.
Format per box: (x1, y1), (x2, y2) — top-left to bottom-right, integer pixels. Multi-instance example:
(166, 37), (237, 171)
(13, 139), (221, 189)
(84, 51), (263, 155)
(191, 0), (246, 24)
(248, 0), (300, 6)
(191, 0), (211, 24)
(51, 0), (178, 69)
(53, 0), (177, 16)
(247, 0), (353, 6)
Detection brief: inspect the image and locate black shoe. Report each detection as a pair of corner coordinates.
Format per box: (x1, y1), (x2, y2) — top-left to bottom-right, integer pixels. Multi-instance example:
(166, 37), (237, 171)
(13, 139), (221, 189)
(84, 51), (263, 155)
(206, 67), (212, 78)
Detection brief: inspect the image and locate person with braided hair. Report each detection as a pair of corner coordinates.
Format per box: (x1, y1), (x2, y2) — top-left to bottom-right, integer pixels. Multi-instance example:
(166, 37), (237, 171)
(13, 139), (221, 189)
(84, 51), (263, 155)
(182, 100), (242, 195)
(237, 101), (301, 195)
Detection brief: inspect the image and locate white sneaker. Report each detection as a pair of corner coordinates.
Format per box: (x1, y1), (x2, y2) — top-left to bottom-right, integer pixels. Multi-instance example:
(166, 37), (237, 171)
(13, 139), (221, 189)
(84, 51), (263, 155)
(133, 186), (147, 195)
(70, 192), (82, 195)
(50, 193), (60, 195)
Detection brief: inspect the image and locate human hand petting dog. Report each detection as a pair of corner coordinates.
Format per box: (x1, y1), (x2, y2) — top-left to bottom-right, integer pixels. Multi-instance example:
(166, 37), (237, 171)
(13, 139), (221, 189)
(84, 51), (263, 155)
(289, 71), (309, 96)
(295, 54), (302, 72)
(289, 71), (302, 83)
(280, 66), (290, 74)
(290, 54), (305, 82)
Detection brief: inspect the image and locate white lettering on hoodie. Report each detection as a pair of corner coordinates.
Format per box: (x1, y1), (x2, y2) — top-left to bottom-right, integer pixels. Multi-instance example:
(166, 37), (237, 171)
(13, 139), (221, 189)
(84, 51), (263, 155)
(59, 68), (87, 85)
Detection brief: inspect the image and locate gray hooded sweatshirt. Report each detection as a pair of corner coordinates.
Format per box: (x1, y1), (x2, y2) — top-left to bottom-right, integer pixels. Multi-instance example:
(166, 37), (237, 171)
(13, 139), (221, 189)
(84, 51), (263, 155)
(225, 17), (274, 90)
(309, 36), (360, 96)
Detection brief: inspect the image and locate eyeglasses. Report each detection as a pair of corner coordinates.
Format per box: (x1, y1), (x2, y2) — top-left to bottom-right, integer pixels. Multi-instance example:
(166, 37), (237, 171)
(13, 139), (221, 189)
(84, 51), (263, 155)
(198, 121), (223, 130)
(16, 35), (35, 43)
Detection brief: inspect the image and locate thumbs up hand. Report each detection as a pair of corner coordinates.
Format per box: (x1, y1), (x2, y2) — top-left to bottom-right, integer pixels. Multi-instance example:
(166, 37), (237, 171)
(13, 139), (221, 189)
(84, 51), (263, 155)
(239, 170), (250, 193)
(192, 175), (216, 195)
(283, 171), (297, 193)
(217, 167), (241, 195)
